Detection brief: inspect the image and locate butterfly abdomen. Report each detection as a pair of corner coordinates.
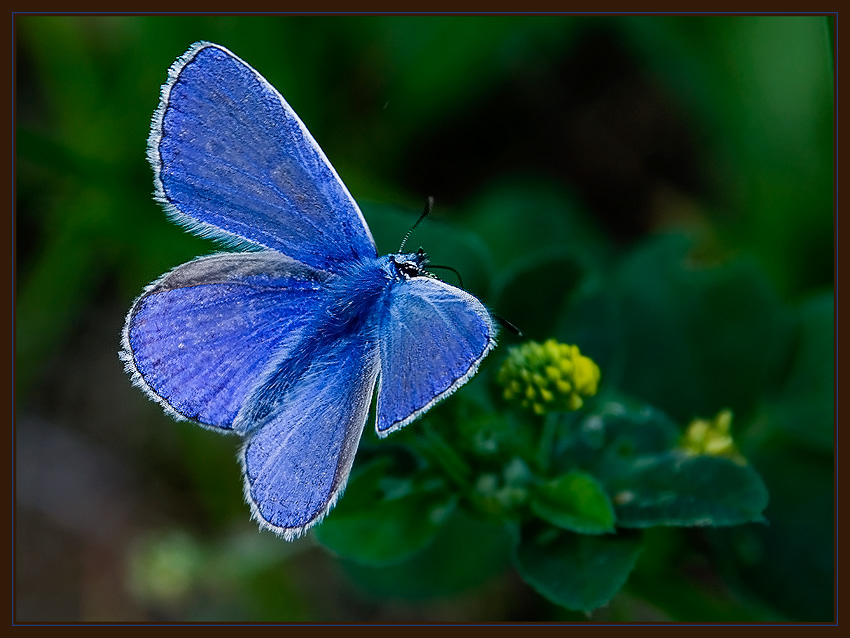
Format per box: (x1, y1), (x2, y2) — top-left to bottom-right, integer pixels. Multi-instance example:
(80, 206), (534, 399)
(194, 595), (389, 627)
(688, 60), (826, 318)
(232, 259), (385, 434)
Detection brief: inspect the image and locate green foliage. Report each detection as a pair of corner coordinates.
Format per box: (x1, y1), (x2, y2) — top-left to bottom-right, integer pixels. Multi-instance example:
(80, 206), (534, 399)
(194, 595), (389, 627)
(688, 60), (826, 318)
(338, 510), (514, 601)
(608, 453), (768, 528)
(16, 15), (832, 622)
(514, 525), (643, 614)
(765, 292), (835, 452)
(558, 233), (797, 424)
(314, 456), (458, 566)
(551, 402), (768, 530)
(530, 471), (616, 535)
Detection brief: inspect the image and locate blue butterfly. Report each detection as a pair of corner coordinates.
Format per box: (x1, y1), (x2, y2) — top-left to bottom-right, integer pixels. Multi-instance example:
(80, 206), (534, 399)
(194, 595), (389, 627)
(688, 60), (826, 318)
(120, 42), (497, 540)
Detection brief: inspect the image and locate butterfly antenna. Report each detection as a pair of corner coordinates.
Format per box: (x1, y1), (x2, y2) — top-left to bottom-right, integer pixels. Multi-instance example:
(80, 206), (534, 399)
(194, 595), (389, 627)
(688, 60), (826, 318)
(495, 315), (523, 337)
(398, 196), (434, 253)
(427, 264), (464, 289)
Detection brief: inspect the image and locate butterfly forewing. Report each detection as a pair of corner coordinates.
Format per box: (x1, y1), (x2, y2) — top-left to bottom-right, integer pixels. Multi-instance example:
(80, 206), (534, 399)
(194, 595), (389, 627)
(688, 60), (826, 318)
(151, 42), (377, 271)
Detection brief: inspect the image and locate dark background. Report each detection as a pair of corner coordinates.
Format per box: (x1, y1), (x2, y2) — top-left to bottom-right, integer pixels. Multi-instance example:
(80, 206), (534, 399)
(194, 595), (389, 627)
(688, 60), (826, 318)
(15, 15), (834, 622)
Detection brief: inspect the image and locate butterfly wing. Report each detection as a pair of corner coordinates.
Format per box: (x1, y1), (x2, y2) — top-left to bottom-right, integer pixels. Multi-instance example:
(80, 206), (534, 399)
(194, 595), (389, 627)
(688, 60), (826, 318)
(121, 251), (331, 429)
(375, 276), (497, 436)
(150, 41), (377, 272)
(136, 43), (496, 539)
(239, 334), (380, 539)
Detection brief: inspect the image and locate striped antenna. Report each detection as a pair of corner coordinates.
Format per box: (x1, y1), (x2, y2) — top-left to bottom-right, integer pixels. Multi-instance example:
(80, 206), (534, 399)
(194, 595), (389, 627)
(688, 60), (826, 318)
(398, 196), (434, 253)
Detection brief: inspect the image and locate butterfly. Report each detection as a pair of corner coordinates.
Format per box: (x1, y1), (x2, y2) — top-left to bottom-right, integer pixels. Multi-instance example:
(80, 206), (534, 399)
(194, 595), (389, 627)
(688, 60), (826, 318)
(120, 42), (498, 540)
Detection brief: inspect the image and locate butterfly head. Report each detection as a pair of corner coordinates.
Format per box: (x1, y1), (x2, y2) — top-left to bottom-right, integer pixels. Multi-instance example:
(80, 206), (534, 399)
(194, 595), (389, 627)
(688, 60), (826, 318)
(391, 248), (430, 280)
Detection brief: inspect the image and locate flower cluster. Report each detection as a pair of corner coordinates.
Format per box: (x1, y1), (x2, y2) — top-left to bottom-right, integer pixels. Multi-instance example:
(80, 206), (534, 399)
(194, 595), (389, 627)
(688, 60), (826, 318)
(680, 409), (743, 462)
(498, 339), (601, 414)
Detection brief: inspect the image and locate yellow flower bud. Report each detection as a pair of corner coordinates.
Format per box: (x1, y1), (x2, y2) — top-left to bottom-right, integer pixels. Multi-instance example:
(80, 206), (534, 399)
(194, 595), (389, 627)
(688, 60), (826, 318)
(680, 409), (744, 464)
(497, 339), (601, 415)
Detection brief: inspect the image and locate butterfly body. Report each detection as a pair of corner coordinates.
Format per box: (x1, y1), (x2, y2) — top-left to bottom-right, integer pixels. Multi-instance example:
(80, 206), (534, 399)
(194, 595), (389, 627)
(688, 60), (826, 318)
(233, 252), (428, 435)
(123, 42), (497, 539)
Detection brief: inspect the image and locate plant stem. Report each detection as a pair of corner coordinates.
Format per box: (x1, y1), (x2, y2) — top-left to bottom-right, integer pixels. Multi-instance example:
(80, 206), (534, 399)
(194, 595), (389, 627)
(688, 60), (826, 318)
(416, 424), (474, 490)
(537, 412), (559, 474)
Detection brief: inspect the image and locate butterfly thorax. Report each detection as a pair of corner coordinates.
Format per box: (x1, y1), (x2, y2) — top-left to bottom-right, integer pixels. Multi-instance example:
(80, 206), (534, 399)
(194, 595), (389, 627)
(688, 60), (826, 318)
(311, 252), (430, 337)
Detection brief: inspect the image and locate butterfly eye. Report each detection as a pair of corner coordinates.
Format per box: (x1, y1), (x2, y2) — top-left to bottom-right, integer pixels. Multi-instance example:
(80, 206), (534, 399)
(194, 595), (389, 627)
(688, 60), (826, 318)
(394, 258), (424, 279)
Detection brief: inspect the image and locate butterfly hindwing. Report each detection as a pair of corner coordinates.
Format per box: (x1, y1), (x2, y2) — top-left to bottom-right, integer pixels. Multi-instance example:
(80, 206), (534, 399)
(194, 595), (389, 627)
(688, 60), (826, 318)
(240, 333), (380, 539)
(375, 276), (497, 436)
(150, 42), (377, 271)
(122, 251), (332, 429)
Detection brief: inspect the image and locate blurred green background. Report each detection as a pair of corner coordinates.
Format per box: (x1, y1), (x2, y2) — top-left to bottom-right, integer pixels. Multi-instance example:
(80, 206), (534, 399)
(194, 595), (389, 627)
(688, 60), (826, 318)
(15, 15), (833, 622)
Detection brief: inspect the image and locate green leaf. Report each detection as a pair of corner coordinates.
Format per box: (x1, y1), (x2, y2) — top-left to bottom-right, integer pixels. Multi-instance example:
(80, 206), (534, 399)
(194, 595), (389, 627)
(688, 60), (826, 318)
(549, 400), (769, 529)
(461, 178), (610, 278)
(608, 452), (769, 528)
(340, 511), (513, 601)
(554, 282), (624, 388)
(315, 459), (457, 566)
(551, 399), (681, 474)
(531, 471), (616, 535)
(572, 234), (796, 424)
(514, 524), (643, 613)
(491, 252), (585, 341)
